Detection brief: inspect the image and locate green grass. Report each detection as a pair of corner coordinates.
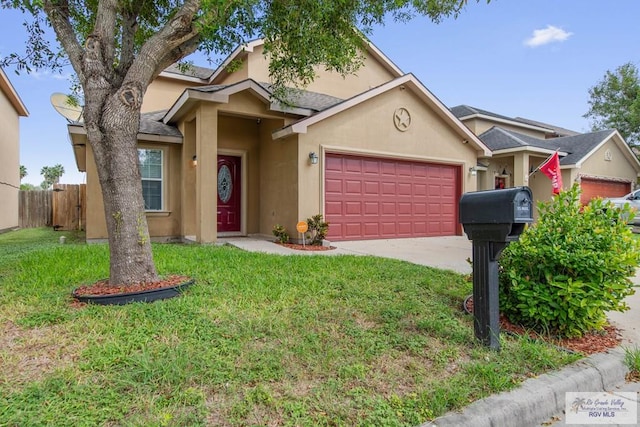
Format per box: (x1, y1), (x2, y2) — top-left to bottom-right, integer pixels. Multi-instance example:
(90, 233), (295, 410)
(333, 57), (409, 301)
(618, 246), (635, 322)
(0, 228), (580, 426)
(623, 346), (640, 375)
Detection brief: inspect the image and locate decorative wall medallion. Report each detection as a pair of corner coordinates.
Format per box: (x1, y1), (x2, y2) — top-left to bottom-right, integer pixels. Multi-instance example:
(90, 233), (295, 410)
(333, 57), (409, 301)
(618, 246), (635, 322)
(393, 107), (411, 132)
(604, 149), (613, 161)
(218, 165), (233, 203)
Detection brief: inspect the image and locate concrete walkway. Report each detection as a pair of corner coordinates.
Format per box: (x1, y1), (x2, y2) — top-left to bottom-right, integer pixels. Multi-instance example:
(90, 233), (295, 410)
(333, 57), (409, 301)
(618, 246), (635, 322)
(220, 235), (639, 426)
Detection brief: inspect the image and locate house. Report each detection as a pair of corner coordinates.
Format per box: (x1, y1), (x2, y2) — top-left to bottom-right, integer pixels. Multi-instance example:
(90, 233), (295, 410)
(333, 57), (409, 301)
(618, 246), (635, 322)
(0, 68), (28, 233)
(67, 41), (640, 243)
(452, 105), (640, 210)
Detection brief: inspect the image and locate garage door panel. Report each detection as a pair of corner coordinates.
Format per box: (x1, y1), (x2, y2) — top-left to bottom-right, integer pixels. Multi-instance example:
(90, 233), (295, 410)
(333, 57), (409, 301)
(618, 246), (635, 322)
(325, 201), (343, 215)
(398, 203), (412, 215)
(326, 154), (459, 240)
(345, 180), (362, 194)
(345, 223), (362, 237)
(398, 182), (412, 196)
(325, 178), (343, 194)
(381, 202), (396, 215)
(364, 223), (380, 236)
(364, 181), (380, 195)
(345, 201), (362, 215)
(364, 202), (379, 215)
(363, 160), (380, 175)
(381, 222), (397, 235)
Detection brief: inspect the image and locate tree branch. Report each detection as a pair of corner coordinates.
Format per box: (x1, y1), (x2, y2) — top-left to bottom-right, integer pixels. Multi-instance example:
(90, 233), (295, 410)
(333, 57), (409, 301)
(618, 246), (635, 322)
(42, 0), (85, 82)
(93, 0), (118, 77)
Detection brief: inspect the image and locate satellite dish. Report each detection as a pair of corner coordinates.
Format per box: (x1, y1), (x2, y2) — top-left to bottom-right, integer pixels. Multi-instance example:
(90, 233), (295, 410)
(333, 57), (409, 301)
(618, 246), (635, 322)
(50, 93), (83, 123)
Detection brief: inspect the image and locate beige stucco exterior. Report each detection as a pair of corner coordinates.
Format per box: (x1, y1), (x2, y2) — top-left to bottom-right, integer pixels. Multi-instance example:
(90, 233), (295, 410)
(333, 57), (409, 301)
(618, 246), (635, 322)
(0, 69), (28, 232)
(72, 39), (640, 243)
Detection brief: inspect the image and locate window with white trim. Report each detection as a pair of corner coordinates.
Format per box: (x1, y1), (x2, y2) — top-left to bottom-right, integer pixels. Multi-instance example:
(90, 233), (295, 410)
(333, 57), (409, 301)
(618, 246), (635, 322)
(138, 148), (163, 211)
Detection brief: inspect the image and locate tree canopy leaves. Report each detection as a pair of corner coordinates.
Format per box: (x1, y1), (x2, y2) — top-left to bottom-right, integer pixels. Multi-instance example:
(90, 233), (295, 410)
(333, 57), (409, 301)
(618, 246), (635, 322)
(584, 62), (640, 148)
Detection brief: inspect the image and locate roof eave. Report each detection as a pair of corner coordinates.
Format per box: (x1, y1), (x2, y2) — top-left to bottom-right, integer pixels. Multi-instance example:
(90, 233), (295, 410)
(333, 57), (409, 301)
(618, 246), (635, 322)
(0, 68), (28, 116)
(458, 113), (553, 134)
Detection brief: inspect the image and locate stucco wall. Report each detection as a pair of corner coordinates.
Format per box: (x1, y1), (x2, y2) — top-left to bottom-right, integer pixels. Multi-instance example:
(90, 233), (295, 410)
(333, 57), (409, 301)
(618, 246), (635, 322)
(0, 91), (20, 231)
(218, 44), (398, 100)
(294, 86), (478, 228)
(143, 77), (206, 113)
(258, 130), (299, 237)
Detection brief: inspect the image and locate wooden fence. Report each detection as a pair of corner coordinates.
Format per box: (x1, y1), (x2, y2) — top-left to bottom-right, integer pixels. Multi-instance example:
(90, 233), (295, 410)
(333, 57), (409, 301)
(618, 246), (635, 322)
(19, 184), (86, 231)
(19, 190), (52, 228)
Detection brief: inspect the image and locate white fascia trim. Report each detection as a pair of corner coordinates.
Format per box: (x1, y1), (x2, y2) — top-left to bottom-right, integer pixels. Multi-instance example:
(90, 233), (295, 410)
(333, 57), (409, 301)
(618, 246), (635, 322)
(366, 40), (403, 77)
(459, 113), (553, 134)
(163, 89), (229, 124)
(67, 123), (181, 144)
(492, 146), (569, 157)
(207, 40), (261, 83)
(138, 134), (182, 144)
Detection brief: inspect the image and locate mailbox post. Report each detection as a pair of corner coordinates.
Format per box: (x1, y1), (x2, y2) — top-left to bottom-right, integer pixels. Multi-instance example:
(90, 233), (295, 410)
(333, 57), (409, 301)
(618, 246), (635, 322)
(459, 187), (533, 350)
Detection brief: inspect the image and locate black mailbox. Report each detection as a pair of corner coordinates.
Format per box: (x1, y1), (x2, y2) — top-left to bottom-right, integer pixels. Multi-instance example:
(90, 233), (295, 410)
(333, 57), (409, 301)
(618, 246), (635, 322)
(458, 186), (533, 350)
(460, 186), (533, 242)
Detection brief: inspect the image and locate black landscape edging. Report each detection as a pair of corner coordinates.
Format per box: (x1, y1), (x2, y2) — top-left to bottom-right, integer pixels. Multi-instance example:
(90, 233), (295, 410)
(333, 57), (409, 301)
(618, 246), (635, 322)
(72, 279), (195, 306)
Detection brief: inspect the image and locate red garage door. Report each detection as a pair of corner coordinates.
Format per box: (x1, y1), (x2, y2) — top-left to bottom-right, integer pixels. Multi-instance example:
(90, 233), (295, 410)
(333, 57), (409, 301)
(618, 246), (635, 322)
(580, 178), (631, 205)
(325, 154), (459, 241)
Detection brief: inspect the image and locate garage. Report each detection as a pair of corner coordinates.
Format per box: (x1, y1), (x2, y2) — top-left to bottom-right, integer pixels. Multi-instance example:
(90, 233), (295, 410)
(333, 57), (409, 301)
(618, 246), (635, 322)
(324, 153), (460, 241)
(579, 177), (631, 205)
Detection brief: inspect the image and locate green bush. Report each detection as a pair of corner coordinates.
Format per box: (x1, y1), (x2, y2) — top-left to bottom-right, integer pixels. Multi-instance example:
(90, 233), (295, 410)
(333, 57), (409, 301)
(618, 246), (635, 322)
(499, 184), (640, 338)
(272, 224), (289, 244)
(306, 214), (329, 245)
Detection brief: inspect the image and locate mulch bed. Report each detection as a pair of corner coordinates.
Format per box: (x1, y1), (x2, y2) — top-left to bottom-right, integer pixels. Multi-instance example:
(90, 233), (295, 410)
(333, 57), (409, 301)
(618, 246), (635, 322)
(464, 297), (621, 355)
(70, 275), (191, 308)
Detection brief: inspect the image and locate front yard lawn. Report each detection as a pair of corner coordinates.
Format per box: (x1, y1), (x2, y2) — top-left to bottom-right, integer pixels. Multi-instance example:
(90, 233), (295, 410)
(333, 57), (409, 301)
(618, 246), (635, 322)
(0, 228), (579, 426)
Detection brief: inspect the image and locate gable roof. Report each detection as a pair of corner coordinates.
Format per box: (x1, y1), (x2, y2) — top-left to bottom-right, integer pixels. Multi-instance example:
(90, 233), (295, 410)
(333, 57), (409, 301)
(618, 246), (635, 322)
(479, 126), (640, 169)
(163, 79), (344, 123)
(272, 73), (492, 156)
(159, 38), (404, 85)
(451, 104), (558, 135)
(513, 117), (579, 137)
(0, 68), (28, 117)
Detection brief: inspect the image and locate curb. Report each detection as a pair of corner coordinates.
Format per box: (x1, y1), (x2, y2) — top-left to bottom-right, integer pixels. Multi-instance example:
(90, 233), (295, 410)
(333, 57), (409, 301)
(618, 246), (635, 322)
(421, 347), (629, 427)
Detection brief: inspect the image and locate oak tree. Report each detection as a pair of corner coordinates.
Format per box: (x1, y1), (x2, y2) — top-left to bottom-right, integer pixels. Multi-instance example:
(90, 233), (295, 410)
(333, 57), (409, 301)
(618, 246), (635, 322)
(2, 0), (479, 286)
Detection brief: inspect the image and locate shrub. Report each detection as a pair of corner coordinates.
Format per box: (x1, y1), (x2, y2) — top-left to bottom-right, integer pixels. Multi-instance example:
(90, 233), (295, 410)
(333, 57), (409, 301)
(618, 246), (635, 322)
(272, 224), (289, 244)
(306, 214), (329, 245)
(499, 184), (640, 338)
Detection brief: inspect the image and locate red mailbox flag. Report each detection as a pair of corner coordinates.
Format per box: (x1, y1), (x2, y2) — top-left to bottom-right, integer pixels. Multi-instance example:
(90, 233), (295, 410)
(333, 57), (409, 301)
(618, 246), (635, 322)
(539, 151), (563, 194)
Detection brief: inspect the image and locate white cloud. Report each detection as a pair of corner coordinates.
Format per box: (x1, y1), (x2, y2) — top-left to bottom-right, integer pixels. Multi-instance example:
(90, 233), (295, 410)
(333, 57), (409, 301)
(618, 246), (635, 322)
(27, 69), (72, 81)
(524, 25), (573, 47)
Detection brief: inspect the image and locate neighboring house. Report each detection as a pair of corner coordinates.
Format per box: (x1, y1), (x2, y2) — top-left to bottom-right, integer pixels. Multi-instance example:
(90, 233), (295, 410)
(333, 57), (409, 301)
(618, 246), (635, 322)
(67, 41), (640, 243)
(452, 105), (640, 211)
(0, 68), (28, 233)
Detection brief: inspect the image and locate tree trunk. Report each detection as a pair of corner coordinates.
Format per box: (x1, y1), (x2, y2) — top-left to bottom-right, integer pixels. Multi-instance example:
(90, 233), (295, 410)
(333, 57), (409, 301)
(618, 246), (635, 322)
(87, 87), (159, 286)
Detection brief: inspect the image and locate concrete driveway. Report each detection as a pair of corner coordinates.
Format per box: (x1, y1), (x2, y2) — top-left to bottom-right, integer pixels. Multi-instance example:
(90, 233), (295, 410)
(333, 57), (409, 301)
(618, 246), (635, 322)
(333, 236), (472, 275)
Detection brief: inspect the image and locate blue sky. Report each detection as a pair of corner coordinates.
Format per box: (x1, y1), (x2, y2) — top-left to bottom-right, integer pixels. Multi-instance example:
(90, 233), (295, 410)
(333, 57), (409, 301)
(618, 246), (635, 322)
(2, 0), (639, 185)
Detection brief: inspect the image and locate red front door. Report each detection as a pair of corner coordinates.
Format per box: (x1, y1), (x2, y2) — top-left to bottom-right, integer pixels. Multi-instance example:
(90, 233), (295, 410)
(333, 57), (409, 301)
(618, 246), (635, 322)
(217, 155), (241, 232)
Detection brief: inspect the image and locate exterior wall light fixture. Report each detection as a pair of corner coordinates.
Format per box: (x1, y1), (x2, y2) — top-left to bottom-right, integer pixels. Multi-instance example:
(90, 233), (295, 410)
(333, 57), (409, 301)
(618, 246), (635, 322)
(469, 166), (477, 176)
(192, 155), (197, 167)
(309, 152), (319, 165)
